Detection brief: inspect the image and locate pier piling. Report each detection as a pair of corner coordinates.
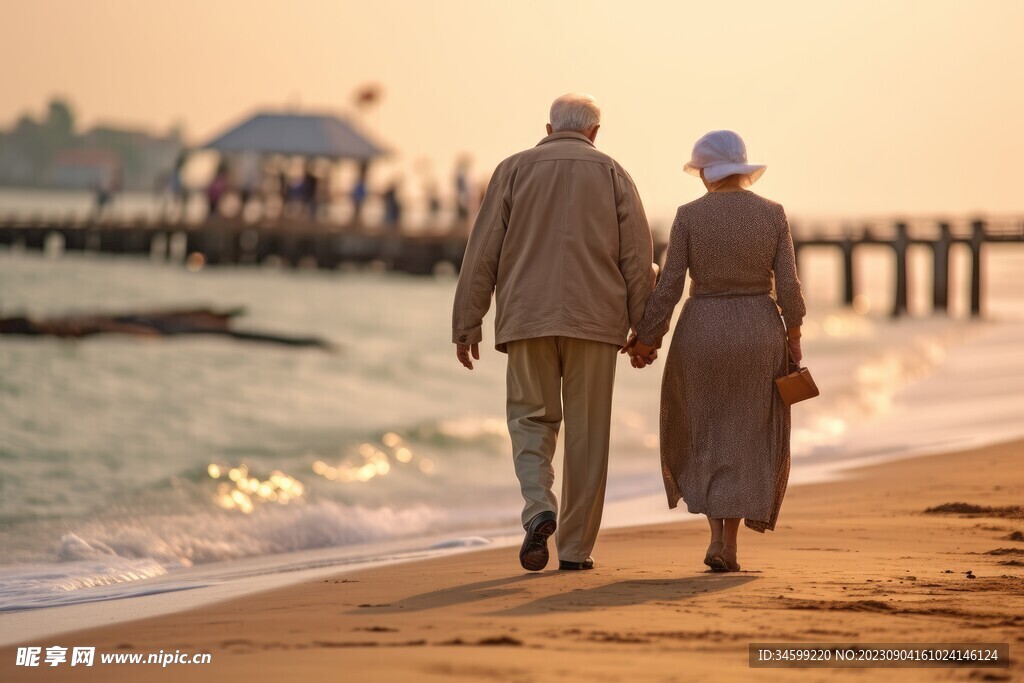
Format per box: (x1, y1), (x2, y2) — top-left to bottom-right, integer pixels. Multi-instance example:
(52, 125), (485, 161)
(933, 222), (951, 313)
(841, 236), (855, 306)
(892, 222), (909, 318)
(970, 220), (985, 317)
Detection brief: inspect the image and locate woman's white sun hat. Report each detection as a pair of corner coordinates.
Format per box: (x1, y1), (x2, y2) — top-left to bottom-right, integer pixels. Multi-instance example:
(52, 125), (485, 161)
(683, 130), (766, 187)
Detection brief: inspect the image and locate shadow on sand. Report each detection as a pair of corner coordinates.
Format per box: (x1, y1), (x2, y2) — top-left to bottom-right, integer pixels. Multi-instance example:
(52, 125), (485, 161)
(493, 573), (758, 616)
(351, 572), (757, 617)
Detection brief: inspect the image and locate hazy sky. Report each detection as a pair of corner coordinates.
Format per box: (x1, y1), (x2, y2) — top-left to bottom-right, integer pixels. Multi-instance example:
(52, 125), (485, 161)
(3, 0), (1023, 223)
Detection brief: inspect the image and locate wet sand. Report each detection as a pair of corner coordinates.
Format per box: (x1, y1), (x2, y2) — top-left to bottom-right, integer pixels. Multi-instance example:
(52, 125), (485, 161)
(2, 440), (1022, 682)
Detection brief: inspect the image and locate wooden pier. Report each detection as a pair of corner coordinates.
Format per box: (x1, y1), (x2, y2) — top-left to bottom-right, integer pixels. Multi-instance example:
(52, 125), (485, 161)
(0, 218), (471, 277)
(793, 217), (1023, 317)
(1, 216), (1022, 317)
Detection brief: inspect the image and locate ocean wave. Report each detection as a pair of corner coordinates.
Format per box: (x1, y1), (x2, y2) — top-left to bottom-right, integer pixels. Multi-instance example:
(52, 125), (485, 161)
(0, 504), (464, 613)
(0, 548), (170, 611)
(52, 501), (446, 568)
(427, 536), (491, 549)
(405, 416), (510, 451)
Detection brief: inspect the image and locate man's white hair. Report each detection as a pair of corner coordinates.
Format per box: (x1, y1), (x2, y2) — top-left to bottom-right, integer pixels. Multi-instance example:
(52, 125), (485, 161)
(549, 93), (601, 133)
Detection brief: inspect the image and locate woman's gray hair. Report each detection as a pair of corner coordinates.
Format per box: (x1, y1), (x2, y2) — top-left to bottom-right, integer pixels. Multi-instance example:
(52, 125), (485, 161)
(549, 93), (601, 133)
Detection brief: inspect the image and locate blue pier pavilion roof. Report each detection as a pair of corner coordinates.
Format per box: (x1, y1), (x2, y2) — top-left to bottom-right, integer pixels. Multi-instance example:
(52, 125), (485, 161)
(202, 111), (386, 160)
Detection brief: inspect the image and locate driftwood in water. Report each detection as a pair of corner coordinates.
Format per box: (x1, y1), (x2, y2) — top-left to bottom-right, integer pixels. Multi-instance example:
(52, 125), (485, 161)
(0, 307), (333, 349)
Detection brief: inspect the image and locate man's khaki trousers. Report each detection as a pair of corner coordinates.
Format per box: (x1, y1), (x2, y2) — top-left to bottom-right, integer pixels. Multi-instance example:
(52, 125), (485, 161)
(505, 336), (618, 564)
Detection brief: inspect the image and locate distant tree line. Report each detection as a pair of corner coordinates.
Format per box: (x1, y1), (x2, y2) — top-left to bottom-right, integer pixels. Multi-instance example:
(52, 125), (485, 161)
(0, 97), (183, 192)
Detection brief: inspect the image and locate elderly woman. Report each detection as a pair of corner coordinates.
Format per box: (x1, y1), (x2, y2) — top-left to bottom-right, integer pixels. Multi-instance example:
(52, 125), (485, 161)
(624, 130), (806, 572)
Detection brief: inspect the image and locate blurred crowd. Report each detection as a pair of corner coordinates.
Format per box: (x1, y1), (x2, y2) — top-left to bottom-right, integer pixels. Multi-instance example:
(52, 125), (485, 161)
(150, 152), (485, 234)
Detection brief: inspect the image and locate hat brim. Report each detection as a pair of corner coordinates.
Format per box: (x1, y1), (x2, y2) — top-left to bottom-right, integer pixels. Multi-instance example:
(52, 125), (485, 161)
(684, 162), (766, 186)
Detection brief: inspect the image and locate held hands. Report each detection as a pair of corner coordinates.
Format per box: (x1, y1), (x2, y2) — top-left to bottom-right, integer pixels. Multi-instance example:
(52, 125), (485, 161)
(459, 334), (666, 371)
(456, 342), (480, 370)
(620, 333), (659, 369)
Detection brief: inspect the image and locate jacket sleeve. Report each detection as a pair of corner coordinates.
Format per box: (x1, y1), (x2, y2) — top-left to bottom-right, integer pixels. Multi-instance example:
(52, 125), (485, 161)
(635, 208), (687, 347)
(773, 204), (806, 329)
(451, 165), (512, 345)
(615, 171), (657, 331)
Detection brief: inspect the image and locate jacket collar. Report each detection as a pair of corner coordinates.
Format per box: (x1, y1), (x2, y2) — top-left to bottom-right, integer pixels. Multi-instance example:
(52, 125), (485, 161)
(536, 131), (595, 147)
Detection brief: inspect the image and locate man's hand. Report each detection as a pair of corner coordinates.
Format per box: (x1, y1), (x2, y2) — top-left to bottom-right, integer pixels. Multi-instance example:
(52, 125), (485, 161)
(456, 342), (480, 370)
(620, 333), (638, 355)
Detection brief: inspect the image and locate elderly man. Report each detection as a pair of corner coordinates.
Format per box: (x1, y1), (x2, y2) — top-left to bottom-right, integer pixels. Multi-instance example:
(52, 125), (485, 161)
(452, 93), (656, 571)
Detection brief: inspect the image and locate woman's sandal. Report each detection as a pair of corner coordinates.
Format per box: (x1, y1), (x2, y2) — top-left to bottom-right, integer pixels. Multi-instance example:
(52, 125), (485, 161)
(704, 541), (724, 569)
(714, 543), (740, 572)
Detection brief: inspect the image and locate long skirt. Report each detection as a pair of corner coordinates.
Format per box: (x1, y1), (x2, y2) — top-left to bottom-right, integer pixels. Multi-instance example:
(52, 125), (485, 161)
(659, 294), (791, 532)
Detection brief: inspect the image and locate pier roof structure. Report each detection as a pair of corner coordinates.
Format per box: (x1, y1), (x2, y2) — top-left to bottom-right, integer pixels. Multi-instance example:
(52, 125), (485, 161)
(201, 111), (386, 160)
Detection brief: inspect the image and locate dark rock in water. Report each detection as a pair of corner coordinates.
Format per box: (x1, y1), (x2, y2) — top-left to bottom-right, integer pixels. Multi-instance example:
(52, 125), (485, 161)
(0, 307), (334, 350)
(0, 317), (37, 334)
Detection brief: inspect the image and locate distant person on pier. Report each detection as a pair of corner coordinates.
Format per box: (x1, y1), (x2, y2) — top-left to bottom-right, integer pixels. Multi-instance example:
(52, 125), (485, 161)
(206, 160), (231, 219)
(92, 165), (121, 220)
(451, 93), (657, 572)
(278, 170), (290, 212)
(351, 161), (370, 225)
(424, 180), (441, 224)
(302, 162), (319, 220)
(238, 153), (262, 216)
(169, 151), (190, 219)
(454, 156), (471, 226)
(92, 181), (112, 219)
(382, 179), (403, 233)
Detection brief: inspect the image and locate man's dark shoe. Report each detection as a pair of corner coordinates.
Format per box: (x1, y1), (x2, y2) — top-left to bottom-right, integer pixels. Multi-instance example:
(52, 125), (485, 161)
(558, 557), (595, 571)
(519, 511), (557, 571)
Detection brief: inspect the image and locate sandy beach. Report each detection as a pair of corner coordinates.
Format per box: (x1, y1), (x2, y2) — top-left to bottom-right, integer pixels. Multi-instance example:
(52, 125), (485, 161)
(3, 439), (1022, 682)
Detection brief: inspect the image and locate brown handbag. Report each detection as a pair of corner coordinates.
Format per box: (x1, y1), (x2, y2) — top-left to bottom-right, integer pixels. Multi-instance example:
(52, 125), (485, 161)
(775, 336), (819, 405)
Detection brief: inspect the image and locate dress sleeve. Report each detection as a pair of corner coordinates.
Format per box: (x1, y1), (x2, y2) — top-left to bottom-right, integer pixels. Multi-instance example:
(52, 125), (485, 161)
(773, 204), (806, 329)
(634, 208), (688, 347)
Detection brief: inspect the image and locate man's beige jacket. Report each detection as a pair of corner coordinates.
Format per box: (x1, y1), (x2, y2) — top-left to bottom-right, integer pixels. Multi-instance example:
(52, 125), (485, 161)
(452, 131), (656, 353)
